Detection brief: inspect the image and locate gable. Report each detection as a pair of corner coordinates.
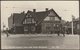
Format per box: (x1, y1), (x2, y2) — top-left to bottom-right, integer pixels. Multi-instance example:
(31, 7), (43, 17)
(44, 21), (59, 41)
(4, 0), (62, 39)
(44, 11), (60, 21)
(22, 8), (61, 25)
(48, 11), (57, 17)
(55, 17), (60, 21)
(26, 13), (32, 18)
(23, 17), (36, 24)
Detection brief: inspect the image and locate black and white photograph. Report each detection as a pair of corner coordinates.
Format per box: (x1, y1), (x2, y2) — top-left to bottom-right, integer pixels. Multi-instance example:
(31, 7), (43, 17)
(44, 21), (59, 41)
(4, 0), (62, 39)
(1, 1), (80, 50)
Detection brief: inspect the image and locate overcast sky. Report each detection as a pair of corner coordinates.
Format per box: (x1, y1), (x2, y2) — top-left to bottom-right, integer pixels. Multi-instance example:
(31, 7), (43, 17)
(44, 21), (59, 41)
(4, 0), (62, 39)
(1, 1), (79, 30)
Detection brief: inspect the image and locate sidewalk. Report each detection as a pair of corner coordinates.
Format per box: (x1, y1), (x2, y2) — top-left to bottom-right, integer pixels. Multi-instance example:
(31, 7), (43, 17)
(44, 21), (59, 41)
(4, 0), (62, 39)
(1, 34), (79, 49)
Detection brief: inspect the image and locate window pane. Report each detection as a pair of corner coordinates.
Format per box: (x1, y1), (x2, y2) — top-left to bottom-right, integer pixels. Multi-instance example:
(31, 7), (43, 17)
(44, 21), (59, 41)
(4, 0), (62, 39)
(24, 26), (28, 31)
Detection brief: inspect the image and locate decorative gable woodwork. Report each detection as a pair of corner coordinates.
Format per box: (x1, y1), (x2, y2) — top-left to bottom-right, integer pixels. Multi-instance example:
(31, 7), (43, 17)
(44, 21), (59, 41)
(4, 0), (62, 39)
(23, 17), (36, 24)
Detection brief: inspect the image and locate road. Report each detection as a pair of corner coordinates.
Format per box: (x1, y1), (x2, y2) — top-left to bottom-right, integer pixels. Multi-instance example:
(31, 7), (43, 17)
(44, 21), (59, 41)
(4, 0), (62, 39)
(1, 34), (80, 49)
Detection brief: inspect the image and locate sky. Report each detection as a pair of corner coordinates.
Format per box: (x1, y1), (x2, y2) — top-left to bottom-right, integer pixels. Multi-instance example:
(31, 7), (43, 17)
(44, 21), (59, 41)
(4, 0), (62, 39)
(1, 1), (79, 30)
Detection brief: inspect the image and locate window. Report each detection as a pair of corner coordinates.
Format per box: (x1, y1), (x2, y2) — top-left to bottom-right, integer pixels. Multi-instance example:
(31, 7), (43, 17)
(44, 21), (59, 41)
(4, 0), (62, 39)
(50, 17), (55, 21)
(46, 26), (50, 30)
(32, 19), (36, 23)
(48, 11), (55, 16)
(26, 13), (32, 17)
(77, 24), (79, 29)
(24, 26), (28, 31)
(55, 17), (60, 21)
(23, 19), (27, 24)
(53, 24), (55, 26)
(31, 26), (35, 31)
(23, 18), (36, 24)
(44, 16), (55, 21)
(26, 18), (32, 23)
(44, 16), (50, 21)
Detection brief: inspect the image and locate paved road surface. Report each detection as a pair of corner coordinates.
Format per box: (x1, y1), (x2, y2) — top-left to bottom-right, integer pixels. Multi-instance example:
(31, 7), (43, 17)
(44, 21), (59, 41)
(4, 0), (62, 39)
(1, 34), (79, 49)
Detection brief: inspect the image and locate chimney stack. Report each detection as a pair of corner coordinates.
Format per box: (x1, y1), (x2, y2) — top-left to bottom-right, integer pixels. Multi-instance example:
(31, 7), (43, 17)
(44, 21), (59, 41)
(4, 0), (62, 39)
(45, 8), (48, 11)
(21, 11), (25, 14)
(33, 9), (36, 12)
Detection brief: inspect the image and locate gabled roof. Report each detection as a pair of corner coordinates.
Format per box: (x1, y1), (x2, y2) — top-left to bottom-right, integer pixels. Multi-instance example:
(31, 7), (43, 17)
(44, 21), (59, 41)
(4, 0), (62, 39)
(32, 11), (49, 24)
(11, 8), (61, 25)
(49, 9), (61, 19)
(22, 8), (61, 25)
(13, 12), (26, 25)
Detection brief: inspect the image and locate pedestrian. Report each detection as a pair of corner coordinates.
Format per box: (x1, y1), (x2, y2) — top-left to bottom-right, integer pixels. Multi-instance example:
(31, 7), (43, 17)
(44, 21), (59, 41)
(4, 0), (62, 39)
(62, 27), (65, 37)
(57, 31), (60, 36)
(6, 28), (9, 37)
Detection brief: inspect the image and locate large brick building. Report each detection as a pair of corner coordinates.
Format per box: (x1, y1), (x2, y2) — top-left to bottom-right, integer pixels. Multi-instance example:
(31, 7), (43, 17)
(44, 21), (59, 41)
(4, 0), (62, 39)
(8, 8), (62, 34)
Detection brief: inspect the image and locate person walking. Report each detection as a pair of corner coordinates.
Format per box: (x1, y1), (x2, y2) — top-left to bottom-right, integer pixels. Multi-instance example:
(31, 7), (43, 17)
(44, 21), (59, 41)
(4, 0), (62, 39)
(62, 27), (65, 37)
(6, 28), (9, 37)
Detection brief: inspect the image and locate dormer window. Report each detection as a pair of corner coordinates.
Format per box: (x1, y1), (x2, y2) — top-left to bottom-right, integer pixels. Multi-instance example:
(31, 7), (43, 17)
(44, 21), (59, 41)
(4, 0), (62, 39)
(26, 13), (32, 17)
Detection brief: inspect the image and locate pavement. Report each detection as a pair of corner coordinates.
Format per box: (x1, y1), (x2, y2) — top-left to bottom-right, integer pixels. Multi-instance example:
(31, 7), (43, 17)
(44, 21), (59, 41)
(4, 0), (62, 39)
(1, 33), (80, 49)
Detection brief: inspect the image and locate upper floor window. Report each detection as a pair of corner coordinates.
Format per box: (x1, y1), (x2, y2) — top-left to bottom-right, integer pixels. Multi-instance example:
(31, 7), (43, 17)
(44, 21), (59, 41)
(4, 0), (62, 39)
(23, 18), (36, 24)
(55, 17), (60, 21)
(44, 16), (55, 21)
(26, 13), (32, 17)
(77, 24), (79, 29)
(44, 16), (50, 21)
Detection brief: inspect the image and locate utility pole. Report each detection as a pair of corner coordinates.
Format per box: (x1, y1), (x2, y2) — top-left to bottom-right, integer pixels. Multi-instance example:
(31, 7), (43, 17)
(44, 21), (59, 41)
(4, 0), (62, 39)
(72, 15), (75, 35)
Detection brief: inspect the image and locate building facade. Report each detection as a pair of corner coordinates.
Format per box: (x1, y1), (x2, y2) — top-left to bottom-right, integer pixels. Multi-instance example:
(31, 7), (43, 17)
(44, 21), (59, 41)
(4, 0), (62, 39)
(64, 18), (80, 34)
(73, 18), (79, 34)
(8, 8), (62, 34)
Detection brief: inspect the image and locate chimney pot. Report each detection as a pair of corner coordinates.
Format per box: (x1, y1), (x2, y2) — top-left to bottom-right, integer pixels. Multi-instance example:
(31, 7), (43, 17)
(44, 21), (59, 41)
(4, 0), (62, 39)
(33, 9), (36, 12)
(46, 8), (48, 11)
